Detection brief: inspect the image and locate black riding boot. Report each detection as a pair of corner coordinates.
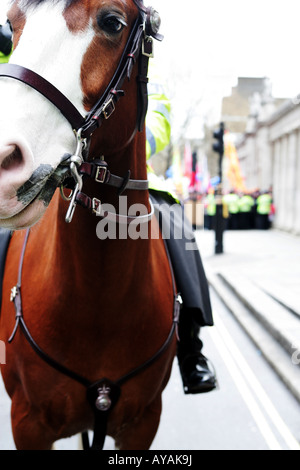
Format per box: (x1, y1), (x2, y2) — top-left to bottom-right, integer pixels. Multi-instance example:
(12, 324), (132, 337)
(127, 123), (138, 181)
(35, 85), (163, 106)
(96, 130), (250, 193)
(177, 310), (217, 394)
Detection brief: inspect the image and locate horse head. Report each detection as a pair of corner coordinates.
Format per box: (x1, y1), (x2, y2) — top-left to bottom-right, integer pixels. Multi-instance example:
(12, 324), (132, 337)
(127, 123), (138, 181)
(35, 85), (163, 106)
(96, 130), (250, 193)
(0, 0), (160, 229)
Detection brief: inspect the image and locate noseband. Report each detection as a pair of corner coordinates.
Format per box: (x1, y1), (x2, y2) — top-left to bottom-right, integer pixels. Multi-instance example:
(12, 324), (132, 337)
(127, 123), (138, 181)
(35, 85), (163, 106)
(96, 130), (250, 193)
(0, 0), (162, 223)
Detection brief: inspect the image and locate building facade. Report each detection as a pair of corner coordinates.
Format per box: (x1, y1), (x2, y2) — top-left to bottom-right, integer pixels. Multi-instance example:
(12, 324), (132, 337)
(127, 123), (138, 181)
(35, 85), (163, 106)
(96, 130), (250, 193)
(236, 98), (300, 235)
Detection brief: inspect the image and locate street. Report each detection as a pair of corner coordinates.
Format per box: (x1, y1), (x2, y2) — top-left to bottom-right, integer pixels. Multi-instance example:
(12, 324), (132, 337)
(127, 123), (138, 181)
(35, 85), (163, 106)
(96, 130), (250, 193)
(151, 290), (300, 451)
(1, 285), (300, 450)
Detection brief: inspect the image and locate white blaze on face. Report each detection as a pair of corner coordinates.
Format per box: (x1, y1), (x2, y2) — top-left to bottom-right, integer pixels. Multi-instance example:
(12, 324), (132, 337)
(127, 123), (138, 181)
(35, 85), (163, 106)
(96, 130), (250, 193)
(0, 1), (94, 228)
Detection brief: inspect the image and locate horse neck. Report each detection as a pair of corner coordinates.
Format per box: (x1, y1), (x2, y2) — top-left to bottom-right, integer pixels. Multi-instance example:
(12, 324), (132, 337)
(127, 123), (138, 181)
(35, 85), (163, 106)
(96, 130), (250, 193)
(25, 128), (159, 338)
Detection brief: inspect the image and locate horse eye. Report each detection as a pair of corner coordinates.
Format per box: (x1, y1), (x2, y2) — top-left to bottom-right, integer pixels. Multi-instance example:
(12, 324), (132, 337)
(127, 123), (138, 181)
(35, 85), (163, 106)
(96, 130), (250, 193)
(97, 13), (127, 35)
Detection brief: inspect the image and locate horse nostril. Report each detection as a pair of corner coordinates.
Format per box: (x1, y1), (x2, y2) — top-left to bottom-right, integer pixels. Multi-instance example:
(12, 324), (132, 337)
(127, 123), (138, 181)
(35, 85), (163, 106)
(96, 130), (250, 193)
(1, 145), (23, 171)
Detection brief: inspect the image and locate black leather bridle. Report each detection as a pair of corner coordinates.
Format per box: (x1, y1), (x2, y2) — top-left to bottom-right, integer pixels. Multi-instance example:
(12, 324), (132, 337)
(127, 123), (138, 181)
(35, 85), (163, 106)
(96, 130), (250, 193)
(0, 0), (162, 223)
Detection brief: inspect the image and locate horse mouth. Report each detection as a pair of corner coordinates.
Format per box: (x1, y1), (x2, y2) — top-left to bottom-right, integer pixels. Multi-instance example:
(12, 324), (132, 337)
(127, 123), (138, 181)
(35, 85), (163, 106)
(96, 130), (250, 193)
(0, 162), (70, 229)
(17, 164), (58, 204)
(17, 162), (70, 207)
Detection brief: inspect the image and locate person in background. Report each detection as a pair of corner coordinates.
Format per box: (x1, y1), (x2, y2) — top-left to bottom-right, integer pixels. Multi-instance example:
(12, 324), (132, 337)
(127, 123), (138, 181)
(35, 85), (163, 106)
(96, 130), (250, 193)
(238, 193), (255, 230)
(255, 191), (272, 230)
(223, 190), (239, 230)
(204, 188), (216, 231)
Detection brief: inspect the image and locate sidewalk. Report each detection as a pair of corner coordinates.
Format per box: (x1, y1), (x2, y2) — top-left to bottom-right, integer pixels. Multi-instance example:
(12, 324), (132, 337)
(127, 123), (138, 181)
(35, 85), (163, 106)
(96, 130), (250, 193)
(195, 228), (300, 403)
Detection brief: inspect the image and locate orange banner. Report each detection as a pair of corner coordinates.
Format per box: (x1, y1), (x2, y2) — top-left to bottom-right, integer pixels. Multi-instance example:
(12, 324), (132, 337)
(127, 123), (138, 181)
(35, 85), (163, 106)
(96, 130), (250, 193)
(224, 134), (248, 192)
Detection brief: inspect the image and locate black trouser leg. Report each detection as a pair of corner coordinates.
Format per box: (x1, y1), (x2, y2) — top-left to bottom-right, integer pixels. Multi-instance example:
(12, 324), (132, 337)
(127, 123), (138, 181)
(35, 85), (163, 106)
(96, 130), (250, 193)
(149, 192), (216, 394)
(177, 309), (203, 359)
(176, 309), (217, 395)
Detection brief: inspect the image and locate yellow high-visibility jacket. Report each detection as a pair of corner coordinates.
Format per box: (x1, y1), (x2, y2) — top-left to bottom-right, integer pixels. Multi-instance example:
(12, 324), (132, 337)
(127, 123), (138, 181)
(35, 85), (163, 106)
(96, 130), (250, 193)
(0, 51), (10, 63)
(146, 63), (177, 200)
(146, 82), (171, 161)
(256, 193), (272, 215)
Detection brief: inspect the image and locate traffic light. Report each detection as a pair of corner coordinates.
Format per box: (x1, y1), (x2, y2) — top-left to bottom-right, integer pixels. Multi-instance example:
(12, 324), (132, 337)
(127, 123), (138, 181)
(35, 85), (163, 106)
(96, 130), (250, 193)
(212, 122), (224, 157)
(0, 21), (13, 57)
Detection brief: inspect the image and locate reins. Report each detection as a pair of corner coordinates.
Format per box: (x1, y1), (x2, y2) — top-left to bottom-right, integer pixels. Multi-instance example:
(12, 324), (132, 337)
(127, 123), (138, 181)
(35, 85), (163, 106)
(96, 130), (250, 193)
(8, 227), (181, 451)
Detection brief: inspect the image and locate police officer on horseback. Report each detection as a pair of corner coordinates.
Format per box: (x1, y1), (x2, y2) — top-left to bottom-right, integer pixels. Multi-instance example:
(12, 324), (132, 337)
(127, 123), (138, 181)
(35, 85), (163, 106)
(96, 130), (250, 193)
(146, 64), (217, 395)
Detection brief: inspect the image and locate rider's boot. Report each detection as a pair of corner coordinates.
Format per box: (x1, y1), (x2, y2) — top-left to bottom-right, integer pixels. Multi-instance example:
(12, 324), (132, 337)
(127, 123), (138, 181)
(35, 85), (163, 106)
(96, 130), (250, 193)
(177, 311), (217, 394)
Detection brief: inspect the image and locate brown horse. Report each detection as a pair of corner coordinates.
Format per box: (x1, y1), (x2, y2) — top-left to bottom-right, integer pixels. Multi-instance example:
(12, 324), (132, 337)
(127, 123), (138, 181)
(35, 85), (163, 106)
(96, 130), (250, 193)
(0, 0), (178, 450)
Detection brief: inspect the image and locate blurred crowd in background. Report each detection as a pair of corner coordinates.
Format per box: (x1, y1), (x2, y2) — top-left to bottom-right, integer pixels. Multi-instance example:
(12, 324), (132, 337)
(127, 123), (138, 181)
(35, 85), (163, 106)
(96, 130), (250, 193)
(203, 189), (274, 231)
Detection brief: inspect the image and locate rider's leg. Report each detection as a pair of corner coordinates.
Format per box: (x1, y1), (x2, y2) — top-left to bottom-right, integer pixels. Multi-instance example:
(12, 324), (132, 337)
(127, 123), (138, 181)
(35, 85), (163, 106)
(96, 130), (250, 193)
(150, 192), (217, 394)
(177, 308), (217, 394)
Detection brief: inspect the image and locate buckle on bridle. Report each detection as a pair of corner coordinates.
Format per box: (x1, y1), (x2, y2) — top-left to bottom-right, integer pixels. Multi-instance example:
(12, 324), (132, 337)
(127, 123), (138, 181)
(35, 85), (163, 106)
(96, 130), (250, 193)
(92, 198), (101, 216)
(95, 165), (108, 184)
(142, 35), (154, 58)
(102, 97), (116, 120)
